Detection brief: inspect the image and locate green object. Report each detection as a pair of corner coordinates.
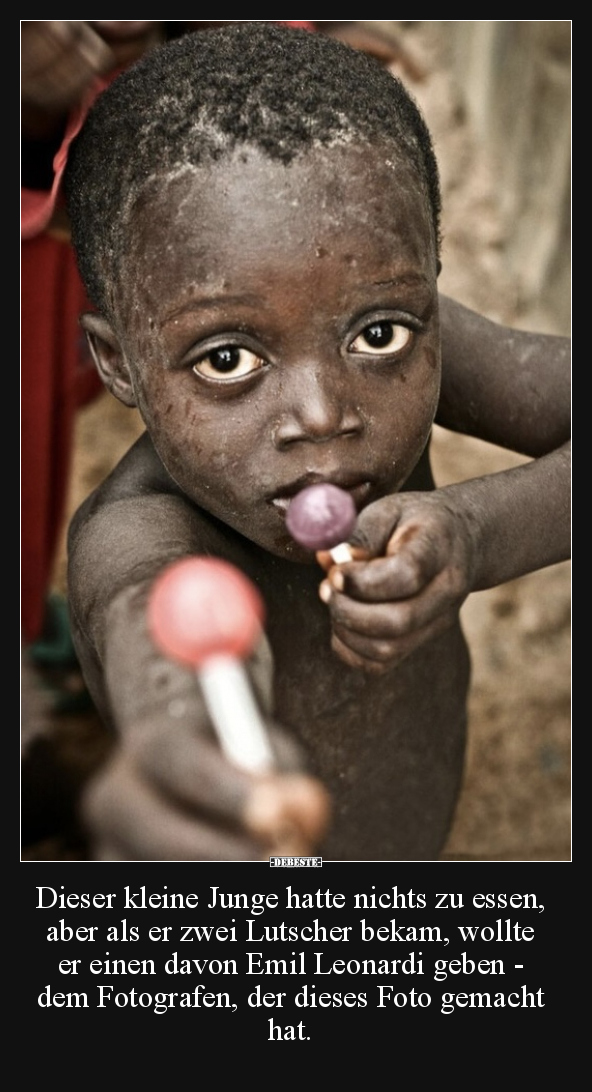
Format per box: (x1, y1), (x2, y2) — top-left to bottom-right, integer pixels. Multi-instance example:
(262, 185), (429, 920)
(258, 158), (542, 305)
(28, 593), (78, 669)
(27, 594), (93, 714)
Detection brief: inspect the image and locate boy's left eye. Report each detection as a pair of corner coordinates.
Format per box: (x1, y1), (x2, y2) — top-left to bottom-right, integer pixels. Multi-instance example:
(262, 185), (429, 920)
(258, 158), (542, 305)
(192, 346), (264, 381)
(349, 321), (411, 356)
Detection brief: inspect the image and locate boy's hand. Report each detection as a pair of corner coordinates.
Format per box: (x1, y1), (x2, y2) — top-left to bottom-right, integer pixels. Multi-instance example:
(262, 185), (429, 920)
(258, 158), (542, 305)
(316, 492), (475, 673)
(80, 710), (330, 862)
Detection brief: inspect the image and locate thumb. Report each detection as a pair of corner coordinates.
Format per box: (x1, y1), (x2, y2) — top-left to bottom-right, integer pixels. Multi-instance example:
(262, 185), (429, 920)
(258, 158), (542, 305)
(347, 494), (406, 559)
(315, 494), (404, 572)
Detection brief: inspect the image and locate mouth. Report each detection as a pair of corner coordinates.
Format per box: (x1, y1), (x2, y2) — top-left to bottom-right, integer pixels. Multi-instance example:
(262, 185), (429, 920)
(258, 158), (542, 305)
(268, 473), (374, 517)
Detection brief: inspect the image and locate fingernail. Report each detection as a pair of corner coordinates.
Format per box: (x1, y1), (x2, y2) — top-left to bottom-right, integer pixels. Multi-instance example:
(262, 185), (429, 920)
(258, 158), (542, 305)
(330, 570), (344, 592)
(319, 581), (332, 603)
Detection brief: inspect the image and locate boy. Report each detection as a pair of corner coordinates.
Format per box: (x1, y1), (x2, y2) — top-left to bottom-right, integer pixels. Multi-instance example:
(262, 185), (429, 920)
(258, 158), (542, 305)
(62, 23), (570, 861)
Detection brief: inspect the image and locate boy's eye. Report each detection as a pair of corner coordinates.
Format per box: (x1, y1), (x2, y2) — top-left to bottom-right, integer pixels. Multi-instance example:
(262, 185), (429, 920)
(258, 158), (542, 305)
(349, 321), (411, 356)
(192, 346), (264, 381)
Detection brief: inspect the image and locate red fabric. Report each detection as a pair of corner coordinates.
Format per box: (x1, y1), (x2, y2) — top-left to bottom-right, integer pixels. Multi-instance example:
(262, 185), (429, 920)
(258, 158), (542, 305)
(21, 83), (101, 240)
(21, 233), (102, 642)
(21, 78), (107, 643)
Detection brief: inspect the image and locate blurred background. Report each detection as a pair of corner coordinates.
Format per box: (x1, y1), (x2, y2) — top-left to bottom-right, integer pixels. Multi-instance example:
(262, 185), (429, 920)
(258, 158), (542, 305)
(396, 21), (571, 860)
(22, 21), (571, 861)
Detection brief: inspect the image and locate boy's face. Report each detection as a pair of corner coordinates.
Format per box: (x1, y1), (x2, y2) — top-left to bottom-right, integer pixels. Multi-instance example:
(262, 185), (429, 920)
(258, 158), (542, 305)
(117, 142), (440, 561)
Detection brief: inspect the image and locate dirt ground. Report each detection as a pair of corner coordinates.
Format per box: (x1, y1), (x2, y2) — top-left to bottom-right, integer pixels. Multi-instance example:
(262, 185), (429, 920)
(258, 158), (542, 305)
(22, 22), (571, 862)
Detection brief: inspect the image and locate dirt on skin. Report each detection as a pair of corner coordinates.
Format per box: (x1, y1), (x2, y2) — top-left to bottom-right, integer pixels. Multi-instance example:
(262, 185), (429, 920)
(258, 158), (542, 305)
(22, 22), (571, 862)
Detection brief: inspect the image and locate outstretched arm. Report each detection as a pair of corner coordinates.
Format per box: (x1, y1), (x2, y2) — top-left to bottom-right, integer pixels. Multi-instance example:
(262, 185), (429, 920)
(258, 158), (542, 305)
(68, 453), (329, 860)
(437, 294), (570, 456)
(436, 294), (570, 585)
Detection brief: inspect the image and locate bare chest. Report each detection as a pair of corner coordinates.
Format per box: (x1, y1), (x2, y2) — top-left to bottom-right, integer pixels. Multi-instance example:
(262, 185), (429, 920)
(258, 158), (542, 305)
(262, 565), (470, 861)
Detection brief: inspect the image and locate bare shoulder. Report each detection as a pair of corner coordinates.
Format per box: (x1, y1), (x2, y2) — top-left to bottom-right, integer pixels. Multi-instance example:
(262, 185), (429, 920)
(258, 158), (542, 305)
(67, 432), (224, 623)
(70, 431), (180, 525)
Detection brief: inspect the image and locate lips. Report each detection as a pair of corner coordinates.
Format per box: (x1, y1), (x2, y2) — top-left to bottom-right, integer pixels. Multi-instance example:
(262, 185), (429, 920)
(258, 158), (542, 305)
(268, 473), (374, 517)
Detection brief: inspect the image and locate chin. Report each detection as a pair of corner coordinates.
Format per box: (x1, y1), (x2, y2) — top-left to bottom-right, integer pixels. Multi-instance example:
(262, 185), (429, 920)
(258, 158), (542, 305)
(251, 526), (317, 566)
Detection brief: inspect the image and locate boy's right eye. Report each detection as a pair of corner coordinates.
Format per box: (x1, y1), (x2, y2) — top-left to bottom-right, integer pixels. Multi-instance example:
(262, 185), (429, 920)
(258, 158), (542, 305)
(192, 346), (265, 381)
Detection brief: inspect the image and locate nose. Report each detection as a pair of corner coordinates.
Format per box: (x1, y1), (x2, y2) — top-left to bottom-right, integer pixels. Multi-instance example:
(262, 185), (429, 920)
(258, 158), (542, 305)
(272, 362), (364, 450)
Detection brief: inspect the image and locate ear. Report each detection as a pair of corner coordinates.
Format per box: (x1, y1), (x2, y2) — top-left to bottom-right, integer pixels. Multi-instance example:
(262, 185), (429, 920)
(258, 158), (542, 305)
(80, 312), (138, 407)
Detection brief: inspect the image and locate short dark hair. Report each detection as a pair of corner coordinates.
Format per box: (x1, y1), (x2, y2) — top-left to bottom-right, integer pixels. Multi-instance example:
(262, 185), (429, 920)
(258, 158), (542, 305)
(65, 21), (441, 320)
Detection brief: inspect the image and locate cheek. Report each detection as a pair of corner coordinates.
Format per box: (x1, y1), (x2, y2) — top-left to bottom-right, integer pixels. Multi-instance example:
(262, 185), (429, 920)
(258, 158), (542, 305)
(407, 349), (441, 438)
(389, 339), (439, 399)
(409, 345), (441, 419)
(131, 366), (202, 460)
(374, 347), (440, 463)
(135, 372), (267, 501)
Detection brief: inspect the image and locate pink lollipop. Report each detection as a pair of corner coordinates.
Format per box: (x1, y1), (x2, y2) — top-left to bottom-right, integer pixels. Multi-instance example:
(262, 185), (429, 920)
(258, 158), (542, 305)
(148, 557), (274, 772)
(286, 482), (357, 562)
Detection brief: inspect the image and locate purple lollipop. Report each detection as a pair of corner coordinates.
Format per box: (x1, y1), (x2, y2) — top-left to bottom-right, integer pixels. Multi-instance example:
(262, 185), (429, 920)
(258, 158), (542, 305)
(286, 483), (357, 557)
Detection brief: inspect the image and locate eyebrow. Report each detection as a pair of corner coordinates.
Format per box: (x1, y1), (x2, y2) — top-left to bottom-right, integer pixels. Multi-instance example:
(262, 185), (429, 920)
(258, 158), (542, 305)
(370, 274), (431, 289)
(160, 273), (432, 327)
(161, 293), (264, 327)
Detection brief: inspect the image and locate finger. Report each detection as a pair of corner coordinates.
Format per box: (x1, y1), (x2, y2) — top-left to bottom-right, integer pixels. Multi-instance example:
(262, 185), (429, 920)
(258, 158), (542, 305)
(342, 575), (460, 635)
(348, 494), (405, 556)
(243, 774), (331, 856)
(321, 555), (428, 607)
(324, 527), (445, 603)
(21, 21), (114, 105)
(326, 588), (419, 638)
(329, 631), (395, 674)
(21, 22), (80, 80)
(128, 711), (309, 819)
(84, 755), (329, 861)
(127, 718), (254, 820)
(330, 608), (458, 671)
(315, 543), (368, 573)
(325, 571), (462, 643)
(315, 495), (407, 574)
(82, 754), (262, 861)
(123, 709), (328, 859)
